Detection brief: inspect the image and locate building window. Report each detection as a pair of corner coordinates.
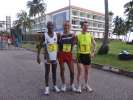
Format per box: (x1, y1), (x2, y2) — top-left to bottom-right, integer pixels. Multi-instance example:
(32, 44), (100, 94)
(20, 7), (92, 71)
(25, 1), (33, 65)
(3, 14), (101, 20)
(72, 19), (76, 24)
(99, 29), (104, 32)
(93, 15), (97, 19)
(88, 21), (93, 27)
(98, 16), (103, 20)
(93, 22), (97, 27)
(80, 12), (85, 17)
(87, 14), (91, 18)
(72, 10), (78, 16)
(72, 19), (79, 25)
(98, 23), (103, 28)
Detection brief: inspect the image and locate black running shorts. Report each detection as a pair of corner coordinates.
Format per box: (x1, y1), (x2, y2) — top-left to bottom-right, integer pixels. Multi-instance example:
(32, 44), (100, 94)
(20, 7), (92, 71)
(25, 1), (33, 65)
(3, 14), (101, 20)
(78, 53), (91, 65)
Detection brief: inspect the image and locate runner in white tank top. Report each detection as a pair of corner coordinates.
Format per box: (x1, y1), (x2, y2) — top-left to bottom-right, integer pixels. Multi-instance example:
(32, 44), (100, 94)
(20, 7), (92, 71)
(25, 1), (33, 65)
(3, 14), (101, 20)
(44, 32), (57, 61)
(36, 21), (60, 95)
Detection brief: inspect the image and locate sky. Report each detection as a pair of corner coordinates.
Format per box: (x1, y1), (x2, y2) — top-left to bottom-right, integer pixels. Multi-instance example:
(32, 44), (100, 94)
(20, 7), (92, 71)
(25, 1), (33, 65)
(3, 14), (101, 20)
(0, 0), (131, 21)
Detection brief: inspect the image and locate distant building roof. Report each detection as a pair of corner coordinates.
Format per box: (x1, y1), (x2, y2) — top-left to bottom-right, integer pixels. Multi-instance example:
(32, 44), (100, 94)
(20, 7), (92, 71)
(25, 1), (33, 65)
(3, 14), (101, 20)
(47, 5), (104, 16)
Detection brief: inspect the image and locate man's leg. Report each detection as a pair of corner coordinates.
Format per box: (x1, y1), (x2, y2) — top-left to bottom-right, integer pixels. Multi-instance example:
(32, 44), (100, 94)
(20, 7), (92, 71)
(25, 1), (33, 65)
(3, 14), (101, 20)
(66, 53), (76, 91)
(76, 54), (85, 93)
(52, 63), (57, 85)
(84, 64), (93, 92)
(52, 61), (60, 92)
(77, 63), (81, 86)
(83, 54), (93, 92)
(58, 52), (66, 91)
(84, 63), (92, 83)
(60, 63), (65, 84)
(44, 63), (50, 95)
(45, 63), (50, 86)
(76, 63), (83, 93)
(67, 60), (74, 85)
(59, 62), (66, 91)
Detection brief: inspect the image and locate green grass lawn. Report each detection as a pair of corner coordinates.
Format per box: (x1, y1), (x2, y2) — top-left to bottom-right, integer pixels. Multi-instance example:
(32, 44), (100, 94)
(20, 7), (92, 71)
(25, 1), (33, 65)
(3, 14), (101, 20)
(92, 40), (133, 71)
(22, 40), (133, 71)
(22, 42), (37, 52)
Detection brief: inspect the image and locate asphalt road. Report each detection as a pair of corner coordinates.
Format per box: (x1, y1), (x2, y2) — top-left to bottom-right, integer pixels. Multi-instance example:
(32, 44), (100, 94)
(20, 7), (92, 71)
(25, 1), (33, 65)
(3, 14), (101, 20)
(0, 48), (133, 100)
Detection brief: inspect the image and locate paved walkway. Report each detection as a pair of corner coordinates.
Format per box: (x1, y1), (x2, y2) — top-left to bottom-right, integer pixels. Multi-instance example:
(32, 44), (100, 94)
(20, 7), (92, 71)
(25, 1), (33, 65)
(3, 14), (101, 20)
(0, 48), (133, 100)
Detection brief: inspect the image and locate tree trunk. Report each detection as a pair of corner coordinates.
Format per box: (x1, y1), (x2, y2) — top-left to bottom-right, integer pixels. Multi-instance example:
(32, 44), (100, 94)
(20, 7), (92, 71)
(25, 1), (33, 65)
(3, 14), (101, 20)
(23, 25), (27, 41)
(98, 0), (109, 54)
(24, 25), (27, 34)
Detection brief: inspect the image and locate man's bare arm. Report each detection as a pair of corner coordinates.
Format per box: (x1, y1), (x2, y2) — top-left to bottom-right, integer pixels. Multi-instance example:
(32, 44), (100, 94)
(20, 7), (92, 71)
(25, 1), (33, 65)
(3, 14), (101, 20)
(36, 33), (44, 64)
(91, 37), (96, 57)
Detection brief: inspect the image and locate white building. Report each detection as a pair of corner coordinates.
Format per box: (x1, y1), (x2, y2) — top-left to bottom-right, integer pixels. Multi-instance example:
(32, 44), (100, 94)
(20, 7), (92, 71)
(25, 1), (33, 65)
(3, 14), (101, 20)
(32, 5), (113, 38)
(0, 16), (11, 33)
(0, 21), (6, 32)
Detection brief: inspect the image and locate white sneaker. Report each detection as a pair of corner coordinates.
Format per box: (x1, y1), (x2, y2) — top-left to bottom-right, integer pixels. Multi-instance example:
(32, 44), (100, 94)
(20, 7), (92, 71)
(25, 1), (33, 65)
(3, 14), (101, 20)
(61, 84), (66, 92)
(54, 85), (60, 93)
(76, 85), (82, 93)
(71, 84), (76, 92)
(44, 87), (50, 95)
(84, 84), (93, 92)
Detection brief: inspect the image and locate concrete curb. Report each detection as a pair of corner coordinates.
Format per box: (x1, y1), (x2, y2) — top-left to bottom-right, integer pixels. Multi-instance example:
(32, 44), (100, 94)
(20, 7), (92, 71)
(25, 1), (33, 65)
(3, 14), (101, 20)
(92, 64), (133, 78)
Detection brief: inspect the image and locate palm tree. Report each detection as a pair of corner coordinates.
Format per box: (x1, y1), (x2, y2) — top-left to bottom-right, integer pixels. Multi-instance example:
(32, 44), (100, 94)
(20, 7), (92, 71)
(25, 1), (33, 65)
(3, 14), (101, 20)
(108, 11), (113, 16)
(13, 19), (21, 27)
(17, 10), (34, 34)
(12, 20), (22, 44)
(124, 0), (133, 29)
(98, 0), (109, 54)
(27, 0), (46, 33)
(113, 16), (128, 40)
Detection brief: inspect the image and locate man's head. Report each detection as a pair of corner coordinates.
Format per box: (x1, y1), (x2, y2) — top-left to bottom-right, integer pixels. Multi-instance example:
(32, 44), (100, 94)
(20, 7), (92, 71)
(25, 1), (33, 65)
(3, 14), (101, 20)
(47, 21), (54, 32)
(63, 21), (71, 34)
(81, 21), (88, 32)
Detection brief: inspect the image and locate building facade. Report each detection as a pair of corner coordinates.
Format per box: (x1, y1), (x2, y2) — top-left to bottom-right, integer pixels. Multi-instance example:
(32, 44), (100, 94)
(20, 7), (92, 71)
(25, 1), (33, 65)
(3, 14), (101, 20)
(6, 16), (11, 32)
(0, 21), (6, 32)
(32, 6), (113, 38)
(0, 16), (11, 33)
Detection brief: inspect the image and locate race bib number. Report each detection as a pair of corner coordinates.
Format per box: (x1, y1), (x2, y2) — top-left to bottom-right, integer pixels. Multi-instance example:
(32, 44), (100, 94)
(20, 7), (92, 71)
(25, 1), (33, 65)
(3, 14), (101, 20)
(48, 43), (57, 52)
(80, 44), (88, 52)
(63, 44), (71, 52)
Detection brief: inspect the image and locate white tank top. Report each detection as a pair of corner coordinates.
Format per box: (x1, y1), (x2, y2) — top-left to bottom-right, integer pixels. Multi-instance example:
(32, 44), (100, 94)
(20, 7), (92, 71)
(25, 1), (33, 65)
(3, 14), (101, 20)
(44, 32), (57, 60)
